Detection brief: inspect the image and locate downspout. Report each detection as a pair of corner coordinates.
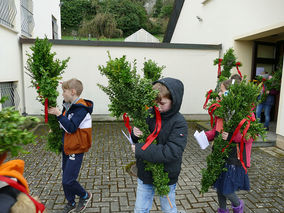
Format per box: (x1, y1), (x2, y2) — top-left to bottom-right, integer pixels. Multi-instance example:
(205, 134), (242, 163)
(19, 37), (27, 116)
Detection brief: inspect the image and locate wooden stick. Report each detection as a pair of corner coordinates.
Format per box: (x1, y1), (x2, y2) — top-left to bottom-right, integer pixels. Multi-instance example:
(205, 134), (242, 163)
(167, 195), (173, 208)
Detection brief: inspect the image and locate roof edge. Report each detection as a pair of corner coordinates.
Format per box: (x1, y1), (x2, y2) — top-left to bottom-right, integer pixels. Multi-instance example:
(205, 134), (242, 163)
(163, 0), (185, 43)
(20, 37), (221, 50)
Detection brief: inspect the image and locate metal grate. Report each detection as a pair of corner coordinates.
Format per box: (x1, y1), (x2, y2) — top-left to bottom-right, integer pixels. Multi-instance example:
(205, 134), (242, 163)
(0, 82), (20, 109)
(21, 0), (34, 37)
(0, 0), (17, 28)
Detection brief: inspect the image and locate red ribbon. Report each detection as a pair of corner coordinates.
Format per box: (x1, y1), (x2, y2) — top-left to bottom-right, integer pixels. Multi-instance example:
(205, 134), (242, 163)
(123, 113), (132, 134)
(261, 78), (267, 93)
(208, 102), (221, 128)
(203, 89), (213, 109)
(142, 106), (161, 150)
(44, 98), (48, 123)
(218, 59), (223, 77)
(222, 113), (255, 173)
(235, 62), (243, 79)
(0, 176), (45, 213)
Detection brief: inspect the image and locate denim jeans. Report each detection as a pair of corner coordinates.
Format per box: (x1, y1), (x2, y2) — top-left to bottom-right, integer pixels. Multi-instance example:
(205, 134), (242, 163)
(256, 103), (273, 128)
(134, 178), (177, 213)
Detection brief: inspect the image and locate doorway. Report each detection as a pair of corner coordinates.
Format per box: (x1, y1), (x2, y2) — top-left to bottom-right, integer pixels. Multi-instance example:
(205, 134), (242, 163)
(252, 41), (284, 130)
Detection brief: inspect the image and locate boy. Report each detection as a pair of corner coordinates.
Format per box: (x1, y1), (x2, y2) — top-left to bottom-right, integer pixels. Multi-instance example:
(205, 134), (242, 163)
(131, 77), (188, 213)
(48, 78), (93, 213)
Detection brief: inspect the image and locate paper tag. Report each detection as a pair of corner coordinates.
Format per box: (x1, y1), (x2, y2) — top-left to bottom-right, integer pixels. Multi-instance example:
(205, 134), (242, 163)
(194, 130), (209, 150)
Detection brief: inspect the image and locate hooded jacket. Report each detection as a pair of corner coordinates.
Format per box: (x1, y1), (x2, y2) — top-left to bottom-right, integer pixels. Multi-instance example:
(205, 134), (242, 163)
(133, 78), (188, 185)
(57, 98), (93, 155)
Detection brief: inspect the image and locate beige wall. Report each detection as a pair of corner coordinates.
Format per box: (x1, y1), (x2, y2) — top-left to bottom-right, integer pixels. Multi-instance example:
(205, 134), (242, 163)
(21, 42), (220, 116)
(276, 58), (284, 136)
(172, 0), (284, 52)
(33, 0), (61, 39)
(0, 26), (25, 112)
(0, 0), (61, 112)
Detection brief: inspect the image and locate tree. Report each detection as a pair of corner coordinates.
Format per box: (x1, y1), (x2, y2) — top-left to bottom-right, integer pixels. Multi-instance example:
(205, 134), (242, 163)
(93, 0), (149, 36)
(61, 0), (96, 35)
(78, 13), (122, 38)
(153, 0), (163, 18)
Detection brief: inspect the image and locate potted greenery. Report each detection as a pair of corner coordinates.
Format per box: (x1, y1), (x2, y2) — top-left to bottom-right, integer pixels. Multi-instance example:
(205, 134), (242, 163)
(98, 53), (172, 197)
(26, 37), (70, 153)
(201, 49), (267, 194)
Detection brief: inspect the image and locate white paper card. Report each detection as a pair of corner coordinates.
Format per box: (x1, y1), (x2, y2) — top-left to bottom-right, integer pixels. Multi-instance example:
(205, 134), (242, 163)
(194, 130), (209, 150)
(121, 130), (134, 145)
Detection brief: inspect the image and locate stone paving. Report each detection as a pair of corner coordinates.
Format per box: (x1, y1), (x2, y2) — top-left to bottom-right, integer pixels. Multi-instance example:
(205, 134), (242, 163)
(11, 122), (284, 212)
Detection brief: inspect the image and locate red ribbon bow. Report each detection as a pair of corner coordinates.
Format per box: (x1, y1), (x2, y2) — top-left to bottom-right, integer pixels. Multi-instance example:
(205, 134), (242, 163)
(123, 113), (132, 134)
(235, 62), (243, 79)
(141, 106), (161, 150)
(0, 176), (45, 213)
(208, 102), (221, 128)
(222, 113), (255, 173)
(203, 89), (213, 109)
(218, 59), (223, 77)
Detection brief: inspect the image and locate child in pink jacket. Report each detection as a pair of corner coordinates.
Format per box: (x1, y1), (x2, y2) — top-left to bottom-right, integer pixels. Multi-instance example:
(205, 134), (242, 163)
(205, 79), (253, 213)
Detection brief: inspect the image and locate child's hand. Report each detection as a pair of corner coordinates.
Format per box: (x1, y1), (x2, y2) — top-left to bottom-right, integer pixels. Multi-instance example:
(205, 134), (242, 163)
(222, 132), (229, 140)
(131, 145), (135, 154)
(133, 127), (143, 137)
(48, 107), (61, 117)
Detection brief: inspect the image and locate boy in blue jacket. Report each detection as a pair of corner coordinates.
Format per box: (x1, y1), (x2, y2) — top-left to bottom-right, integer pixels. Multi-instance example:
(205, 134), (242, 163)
(131, 78), (188, 213)
(48, 78), (93, 213)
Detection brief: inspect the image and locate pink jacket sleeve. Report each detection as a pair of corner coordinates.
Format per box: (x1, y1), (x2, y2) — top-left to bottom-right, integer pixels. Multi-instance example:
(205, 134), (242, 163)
(205, 126), (216, 142)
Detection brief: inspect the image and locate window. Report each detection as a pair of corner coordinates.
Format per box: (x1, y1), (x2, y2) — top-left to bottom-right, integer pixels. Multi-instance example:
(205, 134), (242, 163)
(252, 42), (276, 78)
(0, 82), (20, 109)
(0, 0), (17, 28)
(52, 16), (58, 39)
(21, 0), (34, 37)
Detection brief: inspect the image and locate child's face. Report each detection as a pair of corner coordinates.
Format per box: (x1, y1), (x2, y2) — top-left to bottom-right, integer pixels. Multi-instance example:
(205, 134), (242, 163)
(218, 83), (227, 100)
(62, 88), (76, 103)
(157, 97), (172, 113)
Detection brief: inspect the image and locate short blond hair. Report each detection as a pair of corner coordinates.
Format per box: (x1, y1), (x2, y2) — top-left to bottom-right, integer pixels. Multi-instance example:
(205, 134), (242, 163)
(62, 78), (83, 96)
(153, 82), (172, 102)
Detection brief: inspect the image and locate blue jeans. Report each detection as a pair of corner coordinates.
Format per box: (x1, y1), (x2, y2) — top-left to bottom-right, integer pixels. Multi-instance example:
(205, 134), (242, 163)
(256, 103), (273, 128)
(134, 178), (177, 213)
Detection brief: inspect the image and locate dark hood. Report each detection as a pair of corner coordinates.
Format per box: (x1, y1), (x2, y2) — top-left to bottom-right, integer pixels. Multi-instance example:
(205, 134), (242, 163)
(155, 77), (184, 119)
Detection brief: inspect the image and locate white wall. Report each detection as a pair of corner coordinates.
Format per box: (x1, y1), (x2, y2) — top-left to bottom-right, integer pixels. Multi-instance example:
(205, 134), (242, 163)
(276, 58), (284, 136)
(21, 43), (219, 116)
(172, 0), (284, 52)
(33, 0), (61, 39)
(0, 26), (25, 112)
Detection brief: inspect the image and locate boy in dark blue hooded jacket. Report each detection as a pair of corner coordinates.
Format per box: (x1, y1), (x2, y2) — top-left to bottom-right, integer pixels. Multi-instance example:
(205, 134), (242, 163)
(131, 77), (188, 213)
(48, 78), (93, 213)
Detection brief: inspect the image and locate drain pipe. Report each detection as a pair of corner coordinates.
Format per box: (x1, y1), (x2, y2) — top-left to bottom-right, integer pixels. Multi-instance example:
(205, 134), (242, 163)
(19, 37), (27, 116)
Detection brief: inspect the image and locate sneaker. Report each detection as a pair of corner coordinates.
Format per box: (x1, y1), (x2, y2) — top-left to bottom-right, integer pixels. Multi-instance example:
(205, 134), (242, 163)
(63, 202), (76, 213)
(75, 192), (92, 212)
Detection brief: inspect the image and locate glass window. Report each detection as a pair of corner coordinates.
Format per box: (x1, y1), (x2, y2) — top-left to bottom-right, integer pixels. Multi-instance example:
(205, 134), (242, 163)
(255, 64), (274, 76)
(257, 45), (275, 59)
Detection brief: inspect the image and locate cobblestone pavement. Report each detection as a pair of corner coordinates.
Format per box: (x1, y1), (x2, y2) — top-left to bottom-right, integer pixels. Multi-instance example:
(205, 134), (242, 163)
(12, 122), (284, 212)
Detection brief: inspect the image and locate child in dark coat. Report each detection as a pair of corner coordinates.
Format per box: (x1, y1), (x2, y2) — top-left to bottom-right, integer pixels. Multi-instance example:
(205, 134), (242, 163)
(131, 78), (188, 213)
